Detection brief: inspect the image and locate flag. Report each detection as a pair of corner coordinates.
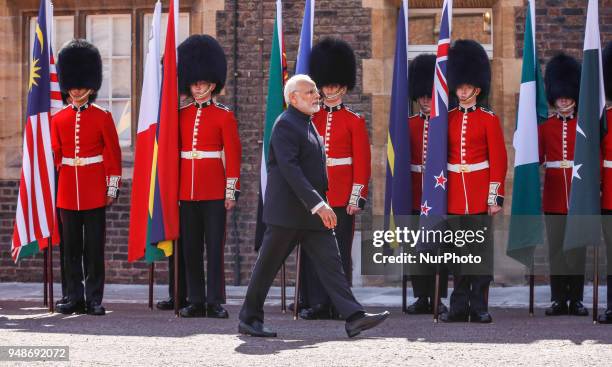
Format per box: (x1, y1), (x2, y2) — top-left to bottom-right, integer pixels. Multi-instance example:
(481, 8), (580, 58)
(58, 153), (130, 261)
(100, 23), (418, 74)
(127, 0), (166, 262)
(507, 0), (548, 266)
(11, 0), (58, 262)
(254, 0), (288, 250)
(564, 0), (607, 250)
(47, 0), (63, 115)
(419, 0), (452, 221)
(384, 0), (411, 238)
(295, 0), (314, 74)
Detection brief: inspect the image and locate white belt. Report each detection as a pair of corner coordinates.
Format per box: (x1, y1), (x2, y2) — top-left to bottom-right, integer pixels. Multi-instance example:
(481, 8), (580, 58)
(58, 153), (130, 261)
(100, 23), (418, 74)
(545, 160), (574, 169)
(61, 155), (103, 166)
(326, 157), (352, 167)
(410, 164), (424, 173)
(603, 160), (612, 168)
(180, 150), (223, 159)
(447, 161), (489, 173)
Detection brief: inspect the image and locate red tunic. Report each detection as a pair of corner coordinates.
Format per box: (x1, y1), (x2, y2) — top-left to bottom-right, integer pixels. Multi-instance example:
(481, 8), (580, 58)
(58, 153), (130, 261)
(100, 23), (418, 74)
(51, 103), (122, 211)
(408, 112), (429, 212)
(447, 105), (507, 215)
(538, 113), (577, 214)
(601, 108), (612, 209)
(312, 104), (371, 208)
(179, 100), (241, 201)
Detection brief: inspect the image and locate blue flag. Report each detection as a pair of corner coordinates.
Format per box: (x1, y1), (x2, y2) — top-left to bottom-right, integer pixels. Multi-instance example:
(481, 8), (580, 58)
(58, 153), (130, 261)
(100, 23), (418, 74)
(295, 0), (314, 75)
(384, 0), (411, 235)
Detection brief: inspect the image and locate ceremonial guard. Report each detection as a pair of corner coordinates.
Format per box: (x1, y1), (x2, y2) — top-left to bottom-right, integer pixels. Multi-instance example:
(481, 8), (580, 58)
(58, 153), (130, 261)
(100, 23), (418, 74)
(176, 35), (241, 318)
(441, 40), (507, 323)
(53, 39), (122, 316)
(599, 41), (612, 324)
(406, 54), (448, 314)
(298, 38), (371, 319)
(539, 53), (588, 317)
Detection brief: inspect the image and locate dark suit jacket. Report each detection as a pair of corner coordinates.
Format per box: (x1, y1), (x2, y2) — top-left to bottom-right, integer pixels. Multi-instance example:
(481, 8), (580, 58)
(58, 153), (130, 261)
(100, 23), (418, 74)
(263, 105), (329, 230)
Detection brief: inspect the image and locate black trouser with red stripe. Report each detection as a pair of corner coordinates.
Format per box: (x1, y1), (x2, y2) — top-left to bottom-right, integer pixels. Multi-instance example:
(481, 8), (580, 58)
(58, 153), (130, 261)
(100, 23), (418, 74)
(166, 241), (187, 302)
(59, 207), (106, 305)
(600, 210), (612, 307)
(545, 213), (586, 302)
(301, 207), (354, 307)
(180, 200), (227, 305)
(446, 214), (493, 315)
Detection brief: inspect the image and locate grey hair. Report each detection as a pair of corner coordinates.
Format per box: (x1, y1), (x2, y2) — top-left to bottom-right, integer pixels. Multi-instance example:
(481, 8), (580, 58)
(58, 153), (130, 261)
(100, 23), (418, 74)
(284, 74), (316, 105)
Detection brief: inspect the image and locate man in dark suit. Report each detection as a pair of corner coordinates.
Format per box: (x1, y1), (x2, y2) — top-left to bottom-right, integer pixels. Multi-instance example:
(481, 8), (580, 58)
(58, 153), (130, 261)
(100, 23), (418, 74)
(238, 74), (389, 338)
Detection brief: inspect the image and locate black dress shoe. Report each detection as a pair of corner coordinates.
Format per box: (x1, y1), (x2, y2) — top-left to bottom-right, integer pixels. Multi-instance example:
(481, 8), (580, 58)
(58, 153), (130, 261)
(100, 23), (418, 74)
(179, 303), (206, 318)
(238, 320), (277, 337)
(206, 304), (229, 319)
(87, 302), (106, 316)
(545, 301), (568, 316)
(406, 297), (430, 314)
(470, 311), (492, 323)
(439, 311), (469, 322)
(436, 302), (449, 315)
(55, 296), (69, 307)
(345, 311), (390, 338)
(56, 299), (86, 315)
(156, 297), (175, 311)
(299, 304), (332, 320)
(597, 307), (612, 324)
(569, 301), (589, 316)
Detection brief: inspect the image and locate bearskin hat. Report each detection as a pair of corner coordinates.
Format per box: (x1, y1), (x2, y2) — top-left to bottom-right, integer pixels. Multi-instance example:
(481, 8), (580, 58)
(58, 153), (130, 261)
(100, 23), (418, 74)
(178, 34), (227, 95)
(448, 39), (491, 102)
(544, 53), (581, 106)
(409, 54), (436, 101)
(309, 38), (356, 90)
(603, 41), (612, 102)
(57, 39), (102, 100)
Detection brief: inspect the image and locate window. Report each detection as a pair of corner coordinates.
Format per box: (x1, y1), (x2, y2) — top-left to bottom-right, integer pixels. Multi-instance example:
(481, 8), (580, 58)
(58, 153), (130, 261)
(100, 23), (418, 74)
(27, 10), (191, 150)
(86, 15), (132, 147)
(408, 8), (493, 60)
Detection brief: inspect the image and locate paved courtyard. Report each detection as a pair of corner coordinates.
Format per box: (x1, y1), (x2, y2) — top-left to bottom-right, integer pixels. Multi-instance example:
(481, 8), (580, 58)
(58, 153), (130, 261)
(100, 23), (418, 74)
(1, 283), (611, 366)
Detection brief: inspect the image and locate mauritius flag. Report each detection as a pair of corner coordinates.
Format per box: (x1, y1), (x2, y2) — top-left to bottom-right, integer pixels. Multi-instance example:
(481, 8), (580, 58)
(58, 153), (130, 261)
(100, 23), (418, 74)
(128, 0), (180, 262)
(564, 0), (607, 250)
(254, 0), (288, 250)
(507, 0), (548, 266)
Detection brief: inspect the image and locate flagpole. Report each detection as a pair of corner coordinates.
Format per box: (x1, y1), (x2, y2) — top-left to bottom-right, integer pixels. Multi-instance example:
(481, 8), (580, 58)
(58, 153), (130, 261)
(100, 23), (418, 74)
(43, 249), (48, 307)
(594, 243), (599, 323)
(48, 239), (54, 313)
(148, 263), (155, 310)
(529, 264), (534, 316)
(173, 240), (179, 316)
(281, 264), (286, 313)
(293, 246), (302, 321)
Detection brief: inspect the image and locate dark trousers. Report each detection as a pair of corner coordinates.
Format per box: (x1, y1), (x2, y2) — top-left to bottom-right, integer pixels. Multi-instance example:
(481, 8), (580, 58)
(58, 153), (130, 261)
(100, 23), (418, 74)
(409, 211), (448, 299)
(59, 207), (106, 305)
(239, 224), (364, 324)
(600, 210), (612, 306)
(180, 200), (227, 305)
(446, 214), (493, 315)
(545, 214), (586, 302)
(300, 207), (354, 307)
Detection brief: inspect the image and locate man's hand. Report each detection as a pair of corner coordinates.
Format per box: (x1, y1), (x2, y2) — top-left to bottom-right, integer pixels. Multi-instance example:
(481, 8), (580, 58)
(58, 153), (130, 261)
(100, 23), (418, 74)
(225, 199), (236, 210)
(316, 206), (337, 229)
(106, 196), (115, 206)
(488, 205), (502, 216)
(346, 205), (361, 215)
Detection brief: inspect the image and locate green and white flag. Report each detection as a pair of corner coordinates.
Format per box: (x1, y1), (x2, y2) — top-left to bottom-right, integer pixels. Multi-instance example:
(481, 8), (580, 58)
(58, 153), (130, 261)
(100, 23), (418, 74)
(564, 0), (607, 250)
(254, 0), (287, 250)
(507, 0), (548, 266)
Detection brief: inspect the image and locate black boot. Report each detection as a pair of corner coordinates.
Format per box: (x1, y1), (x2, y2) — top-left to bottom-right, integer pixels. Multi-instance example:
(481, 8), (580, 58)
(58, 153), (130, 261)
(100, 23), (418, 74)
(545, 301), (568, 316)
(406, 297), (430, 314)
(206, 304), (229, 319)
(56, 299), (86, 315)
(179, 303), (206, 318)
(597, 307), (612, 324)
(568, 301), (589, 316)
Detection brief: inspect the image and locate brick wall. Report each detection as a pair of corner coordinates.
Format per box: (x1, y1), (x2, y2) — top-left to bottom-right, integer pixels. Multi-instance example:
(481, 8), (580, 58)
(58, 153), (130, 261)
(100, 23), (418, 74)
(0, 0), (373, 287)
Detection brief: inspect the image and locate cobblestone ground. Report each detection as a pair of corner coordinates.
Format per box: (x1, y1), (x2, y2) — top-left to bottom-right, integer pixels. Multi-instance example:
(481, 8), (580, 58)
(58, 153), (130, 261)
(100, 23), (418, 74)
(1, 302), (611, 366)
